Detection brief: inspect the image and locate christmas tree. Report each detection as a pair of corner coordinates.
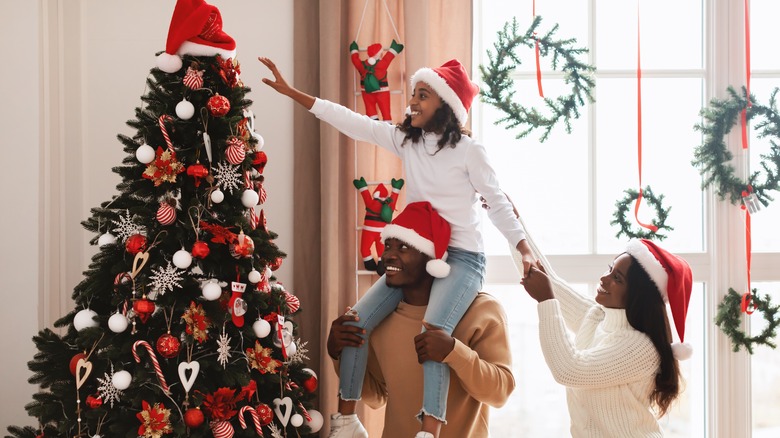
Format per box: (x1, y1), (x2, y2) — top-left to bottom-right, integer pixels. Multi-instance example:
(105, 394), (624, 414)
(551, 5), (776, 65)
(7, 1), (322, 437)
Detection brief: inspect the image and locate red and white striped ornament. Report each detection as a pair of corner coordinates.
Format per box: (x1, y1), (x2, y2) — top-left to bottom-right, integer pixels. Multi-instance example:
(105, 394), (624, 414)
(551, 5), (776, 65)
(238, 406), (264, 435)
(132, 340), (170, 393)
(183, 66), (204, 90)
(156, 202), (176, 225)
(225, 137), (246, 165)
(210, 420), (234, 438)
(284, 292), (301, 314)
(255, 181), (267, 205)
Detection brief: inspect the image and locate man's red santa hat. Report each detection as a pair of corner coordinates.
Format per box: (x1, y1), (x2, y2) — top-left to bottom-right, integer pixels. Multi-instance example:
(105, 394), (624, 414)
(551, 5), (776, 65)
(156, 0), (237, 73)
(626, 239), (694, 360)
(381, 201), (451, 278)
(410, 59), (480, 126)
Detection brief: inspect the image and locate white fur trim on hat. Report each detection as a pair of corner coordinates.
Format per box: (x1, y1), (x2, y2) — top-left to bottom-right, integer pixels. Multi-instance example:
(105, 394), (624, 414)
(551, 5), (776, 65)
(411, 68), (469, 126)
(381, 224), (435, 259)
(625, 239), (669, 302)
(178, 41), (237, 60)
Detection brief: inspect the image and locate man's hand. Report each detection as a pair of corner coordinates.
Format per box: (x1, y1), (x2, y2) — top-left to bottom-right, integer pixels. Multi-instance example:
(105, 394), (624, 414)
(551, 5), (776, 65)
(520, 264), (555, 303)
(327, 308), (366, 360)
(413, 322), (455, 363)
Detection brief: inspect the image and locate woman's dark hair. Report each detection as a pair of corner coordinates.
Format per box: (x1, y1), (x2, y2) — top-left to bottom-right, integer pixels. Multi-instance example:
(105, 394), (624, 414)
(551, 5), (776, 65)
(397, 102), (471, 153)
(623, 254), (682, 418)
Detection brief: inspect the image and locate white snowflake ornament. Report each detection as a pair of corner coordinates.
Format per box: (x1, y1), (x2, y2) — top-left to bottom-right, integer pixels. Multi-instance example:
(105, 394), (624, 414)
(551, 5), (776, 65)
(148, 262), (185, 296)
(213, 161), (243, 194)
(217, 328), (232, 368)
(111, 210), (141, 241)
(96, 364), (124, 408)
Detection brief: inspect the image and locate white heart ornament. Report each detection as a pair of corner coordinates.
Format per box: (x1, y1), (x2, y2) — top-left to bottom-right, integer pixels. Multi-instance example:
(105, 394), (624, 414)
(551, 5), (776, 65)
(178, 360), (200, 393)
(273, 397), (293, 426)
(75, 358), (92, 389)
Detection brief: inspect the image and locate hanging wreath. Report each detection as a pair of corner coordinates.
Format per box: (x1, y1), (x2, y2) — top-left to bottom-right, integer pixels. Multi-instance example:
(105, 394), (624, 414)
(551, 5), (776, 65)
(479, 16), (596, 142)
(715, 288), (780, 354)
(692, 86), (780, 206)
(610, 186), (673, 240)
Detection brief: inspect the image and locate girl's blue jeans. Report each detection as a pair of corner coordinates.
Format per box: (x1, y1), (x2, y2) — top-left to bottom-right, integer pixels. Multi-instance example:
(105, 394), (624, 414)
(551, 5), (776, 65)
(338, 247), (486, 422)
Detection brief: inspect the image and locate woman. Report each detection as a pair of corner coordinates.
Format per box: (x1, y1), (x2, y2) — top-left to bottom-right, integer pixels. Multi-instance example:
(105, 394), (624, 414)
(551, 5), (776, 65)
(520, 238), (693, 437)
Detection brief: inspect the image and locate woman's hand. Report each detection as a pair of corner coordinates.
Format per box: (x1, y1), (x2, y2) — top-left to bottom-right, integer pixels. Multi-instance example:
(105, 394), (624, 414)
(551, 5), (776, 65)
(258, 57), (315, 109)
(521, 264), (555, 303)
(326, 307), (366, 360)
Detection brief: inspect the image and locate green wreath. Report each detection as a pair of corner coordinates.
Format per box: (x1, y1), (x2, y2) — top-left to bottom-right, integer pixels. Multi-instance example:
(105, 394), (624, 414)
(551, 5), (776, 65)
(479, 16), (595, 142)
(692, 86), (780, 206)
(715, 288), (780, 354)
(610, 186), (673, 240)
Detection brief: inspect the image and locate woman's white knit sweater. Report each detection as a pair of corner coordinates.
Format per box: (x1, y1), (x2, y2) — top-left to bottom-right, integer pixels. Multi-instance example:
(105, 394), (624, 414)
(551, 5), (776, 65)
(537, 278), (663, 437)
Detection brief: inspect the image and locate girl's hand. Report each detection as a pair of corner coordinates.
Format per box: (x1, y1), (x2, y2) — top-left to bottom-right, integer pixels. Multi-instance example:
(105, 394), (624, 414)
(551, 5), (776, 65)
(258, 57), (293, 96)
(326, 307), (366, 360)
(521, 264), (555, 303)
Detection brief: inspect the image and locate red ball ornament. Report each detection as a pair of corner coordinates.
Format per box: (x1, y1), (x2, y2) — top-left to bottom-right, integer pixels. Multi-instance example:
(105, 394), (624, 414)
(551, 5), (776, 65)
(187, 162), (209, 187)
(207, 94), (231, 117)
(184, 407), (205, 428)
(303, 375), (318, 393)
(268, 256), (283, 271)
(156, 333), (181, 359)
(125, 234), (147, 254)
(255, 403), (274, 426)
(252, 151), (268, 174)
(192, 240), (210, 259)
(69, 352), (87, 376)
(133, 297), (155, 324)
(156, 202), (176, 226)
(85, 394), (103, 409)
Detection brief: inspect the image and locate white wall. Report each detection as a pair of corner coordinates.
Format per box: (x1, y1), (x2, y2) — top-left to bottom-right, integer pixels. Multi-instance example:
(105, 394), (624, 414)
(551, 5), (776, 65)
(0, 0), (294, 428)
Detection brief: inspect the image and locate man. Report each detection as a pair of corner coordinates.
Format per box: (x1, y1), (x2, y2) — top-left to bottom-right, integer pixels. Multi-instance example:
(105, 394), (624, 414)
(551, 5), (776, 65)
(327, 203), (515, 438)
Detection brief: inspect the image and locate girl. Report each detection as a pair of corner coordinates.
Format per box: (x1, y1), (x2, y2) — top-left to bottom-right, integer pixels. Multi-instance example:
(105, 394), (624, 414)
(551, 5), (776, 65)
(259, 57), (534, 438)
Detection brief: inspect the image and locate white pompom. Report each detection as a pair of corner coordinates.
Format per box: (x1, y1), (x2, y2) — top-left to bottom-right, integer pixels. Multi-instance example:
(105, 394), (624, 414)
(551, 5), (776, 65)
(202, 280), (222, 301)
(73, 309), (99, 331)
(241, 189), (259, 207)
(175, 98), (195, 120)
(367, 57), (377, 66)
(305, 410), (324, 433)
(252, 319), (271, 338)
(136, 144), (156, 164)
(108, 312), (129, 333)
(111, 370), (132, 390)
(290, 413), (304, 427)
(672, 342), (693, 360)
(426, 259), (451, 278)
(248, 268), (262, 284)
(211, 189), (224, 204)
(156, 52), (182, 73)
(98, 232), (116, 247)
(172, 249), (193, 269)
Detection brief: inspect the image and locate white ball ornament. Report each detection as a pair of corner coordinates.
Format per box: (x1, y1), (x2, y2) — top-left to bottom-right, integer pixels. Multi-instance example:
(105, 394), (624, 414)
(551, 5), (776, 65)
(286, 341), (297, 357)
(136, 144), (156, 164)
(253, 133), (265, 150)
(248, 268), (262, 284)
(305, 410), (324, 433)
(252, 319), (271, 338)
(73, 309), (99, 331)
(172, 249), (193, 269)
(202, 280), (222, 301)
(108, 312), (129, 333)
(211, 189), (224, 204)
(98, 232), (116, 247)
(241, 189), (260, 208)
(290, 413), (304, 428)
(111, 370), (132, 390)
(175, 98), (195, 120)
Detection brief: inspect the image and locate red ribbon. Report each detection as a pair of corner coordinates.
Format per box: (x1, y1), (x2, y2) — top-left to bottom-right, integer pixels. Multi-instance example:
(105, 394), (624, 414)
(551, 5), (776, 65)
(533, 0), (544, 97)
(740, 206), (755, 314)
(634, 6), (657, 232)
(740, 0), (751, 149)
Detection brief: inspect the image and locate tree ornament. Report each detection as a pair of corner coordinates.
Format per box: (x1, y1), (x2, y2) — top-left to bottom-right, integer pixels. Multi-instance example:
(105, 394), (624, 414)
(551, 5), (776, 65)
(97, 232), (116, 247)
(286, 340), (297, 357)
(251, 150), (268, 174)
(273, 321), (294, 348)
(209, 420), (234, 438)
(252, 318), (271, 338)
(112, 209), (141, 240)
(238, 406), (264, 435)
(210, 188), (225, 204)
(156, 333), (181, 359)
(111, 370), (132, 390)
(132, 340), (170, 393)
(715, 288), (780, 354)
(610, 186), (673, 240)
(183, 65), (204, 90)
(136, 400), (173, 438)
(96, 364), (124, 407)
(125, 234), (148, 255)
(114, 272), (133, 292)
(136, 143), (156, 164)
(172, 248), (193, 269)
(175, 98), (195, 120)
(480, 16), (596, 141)
(225, 136), (246, 165)
(213, 162), (243, 194)
(183, 407), (205, 428)
(192, 240), (210, 258)
(255, 403), (274, 426)
(247, 268), (262, 284)
(207, 94), (231, 117)
(290, 413), (304, 427)
(69, 352), (87, 376)
(241, 189), (259, 208)
(216, 329), (232, 367)
(156, 201), (176, 226)
(108, 312), (129, 333)
(301, 368), (318, 393)
(354, 177), (402, 270)
(229, 232), (254, 258)
(228, 281), (247, 326)
(143, 147), (186, 187)
(177, 361), (200, 393)
(349, 40), (404, 120)
(73, 309), (98, 331)
(133, 296), (155, 324)
(305, 409), (324, 433)
(268, 256), (283, 271)
(186, 162), (209, 187)
(85, 394), (103, 409)
(202, 279), (222, 301)
(272, 397), (293, 427)
(149, 262), (185, 296)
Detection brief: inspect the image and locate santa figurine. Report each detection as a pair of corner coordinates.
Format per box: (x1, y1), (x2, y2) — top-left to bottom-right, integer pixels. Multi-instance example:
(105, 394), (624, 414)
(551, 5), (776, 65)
(349, 40), (404, 121)
(354, 177), (404, 273)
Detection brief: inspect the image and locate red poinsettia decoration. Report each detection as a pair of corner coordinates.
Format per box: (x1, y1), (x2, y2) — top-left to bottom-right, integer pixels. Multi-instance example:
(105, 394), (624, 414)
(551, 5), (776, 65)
(182, 301), (210, 343)
(201, 387), (245, 421)
(142, 147), (185, 186)
(246, 341), (282, 374)
(214, 55), (242, 88)
(240, 379), (257, 401)
(200, 221), (238, 245)
(136, 400), (172, 438)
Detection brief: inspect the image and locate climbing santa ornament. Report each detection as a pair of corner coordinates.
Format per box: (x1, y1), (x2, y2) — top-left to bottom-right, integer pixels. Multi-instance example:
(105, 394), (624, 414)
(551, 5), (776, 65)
(349, 40), (404, 120)
(354, 177), (403, 273)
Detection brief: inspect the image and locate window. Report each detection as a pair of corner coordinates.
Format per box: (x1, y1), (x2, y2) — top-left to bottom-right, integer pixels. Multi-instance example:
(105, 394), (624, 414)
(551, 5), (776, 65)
(473, 1), (780, 436)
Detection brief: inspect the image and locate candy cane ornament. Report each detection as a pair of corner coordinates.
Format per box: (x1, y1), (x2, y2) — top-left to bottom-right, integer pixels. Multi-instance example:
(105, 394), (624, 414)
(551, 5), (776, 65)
(159, 115), (174, 151)
(132, 340), (170, 393)
(239, 406), (264, 435)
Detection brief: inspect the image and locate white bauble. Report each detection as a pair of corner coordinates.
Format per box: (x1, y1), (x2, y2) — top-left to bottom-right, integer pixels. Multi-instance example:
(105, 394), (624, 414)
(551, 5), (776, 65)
(247, 268), (262, 284)
(290, 413), (304, 427)
(108, 313), (129, 333)
(73, 309), (99, 331)
(172, 249), (193, 269)
(135, 144), (156, 164)
(98, 232), (116, 247)
(253, 133), (265, 150)
(286, 341), (297, 357)
(252, 319), (271, 338)
(175, 99), (195, 120)
(111, 370), (132, 390)
(241, 189), (259, 207)
(202, 280), (222, 301)
(210, 189), (224, 204)
(305, 410), (324, 433)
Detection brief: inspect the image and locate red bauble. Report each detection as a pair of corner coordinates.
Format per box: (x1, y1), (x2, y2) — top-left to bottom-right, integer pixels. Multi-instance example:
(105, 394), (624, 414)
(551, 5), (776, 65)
(207, 94), (231, 117)
(85, 394), (103, 409)
(192, 241), (210, 259)
(156, 333), (181, 359)
(251, 151), (268, 174)
(255, 403), (274, 426)
(268, 256), (283, 271)
(126, 234), (147, 254)
(133, 297), (155, 324)
(229, 236), (255, 259)
(184, 407), (205, 428)
(69, 352), (87, 376)
(187, 162), (209, 187)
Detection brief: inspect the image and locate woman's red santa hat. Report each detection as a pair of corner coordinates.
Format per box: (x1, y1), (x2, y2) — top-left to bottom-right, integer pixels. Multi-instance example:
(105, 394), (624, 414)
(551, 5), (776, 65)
(410, 59), (480, 126)
(381, 201), (451, 278)
(626, 239), (694, 360)
(156, 0), (237, 73)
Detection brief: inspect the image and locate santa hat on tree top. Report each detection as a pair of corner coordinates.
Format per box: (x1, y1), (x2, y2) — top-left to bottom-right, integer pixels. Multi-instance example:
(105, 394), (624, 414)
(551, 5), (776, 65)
(381, 201), (451, 278)
(156, 0), (237, 73)
(410, 59), (480, 126)
(626, 239), (694, 360)
(366, 43), (382, 66)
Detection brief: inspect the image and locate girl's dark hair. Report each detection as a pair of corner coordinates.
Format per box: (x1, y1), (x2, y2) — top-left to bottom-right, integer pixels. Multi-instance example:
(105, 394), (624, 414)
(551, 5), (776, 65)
(623, 254), (682, 418)
(397, 102), (471, 152)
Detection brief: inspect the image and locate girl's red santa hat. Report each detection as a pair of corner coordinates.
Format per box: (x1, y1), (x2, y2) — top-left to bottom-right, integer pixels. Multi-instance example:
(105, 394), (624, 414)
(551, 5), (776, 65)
(156, 0), (237, 73)
(626, 239), (694, 360)
(410, 59), (480, 126)
(381, 201), (451, 278)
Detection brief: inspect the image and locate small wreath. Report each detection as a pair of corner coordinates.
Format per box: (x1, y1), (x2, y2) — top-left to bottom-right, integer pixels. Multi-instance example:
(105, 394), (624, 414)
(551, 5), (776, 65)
(610, 186), (673, 240)
(479, 16), (596, 142)
(715, 288), (780, 354)
(692, 86), (780, 207)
